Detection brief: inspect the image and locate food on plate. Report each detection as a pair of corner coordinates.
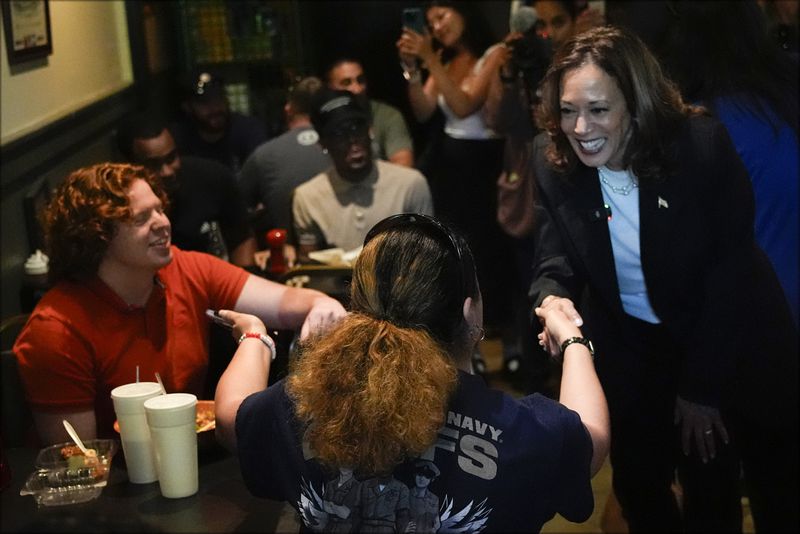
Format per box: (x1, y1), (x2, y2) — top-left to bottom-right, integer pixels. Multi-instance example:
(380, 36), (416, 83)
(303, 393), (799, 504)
(196, 406), (215, 432)
(60, 445), (104, 476)
(114, 400), (215, 433)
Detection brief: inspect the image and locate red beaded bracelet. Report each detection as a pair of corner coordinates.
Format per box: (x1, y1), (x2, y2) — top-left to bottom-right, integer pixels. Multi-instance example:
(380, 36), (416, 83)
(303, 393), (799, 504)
(237, 332), (276, 360)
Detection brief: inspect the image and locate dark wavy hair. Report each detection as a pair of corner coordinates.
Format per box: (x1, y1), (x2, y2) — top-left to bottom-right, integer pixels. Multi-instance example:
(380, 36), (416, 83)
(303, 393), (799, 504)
(426, 0), (496, 62)
(287, 216), (479, 475)
(43, 163), (168, 282)
(536, 25), (705, 182)
(657, 0), (798, 135)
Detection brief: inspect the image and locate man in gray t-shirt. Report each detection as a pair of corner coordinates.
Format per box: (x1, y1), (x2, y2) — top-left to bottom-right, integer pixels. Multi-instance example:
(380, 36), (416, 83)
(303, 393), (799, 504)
(240, 77), (332, 237)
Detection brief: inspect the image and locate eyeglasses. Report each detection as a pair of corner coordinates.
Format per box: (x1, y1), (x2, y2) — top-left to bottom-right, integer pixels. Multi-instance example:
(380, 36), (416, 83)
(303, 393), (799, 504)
(364, 213), (476, 301)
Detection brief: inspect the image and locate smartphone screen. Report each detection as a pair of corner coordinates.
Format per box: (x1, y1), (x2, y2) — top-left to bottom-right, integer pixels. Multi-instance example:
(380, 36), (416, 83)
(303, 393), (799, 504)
(205, 309), (233, 329)
(402, 8), (426, 34)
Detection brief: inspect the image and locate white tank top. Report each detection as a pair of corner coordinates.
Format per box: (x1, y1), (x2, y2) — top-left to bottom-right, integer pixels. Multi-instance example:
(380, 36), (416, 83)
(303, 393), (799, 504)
(437, 44), (501, 140)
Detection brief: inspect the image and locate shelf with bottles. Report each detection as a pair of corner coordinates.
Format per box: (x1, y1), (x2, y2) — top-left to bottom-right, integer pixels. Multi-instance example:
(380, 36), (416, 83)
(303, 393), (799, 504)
(177, 0), (299, 67)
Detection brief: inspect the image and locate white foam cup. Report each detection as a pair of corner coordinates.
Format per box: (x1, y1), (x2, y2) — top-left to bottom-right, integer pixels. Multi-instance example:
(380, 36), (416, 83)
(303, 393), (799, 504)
(144, 393), (198, 498)
(110, 382), (163, 483)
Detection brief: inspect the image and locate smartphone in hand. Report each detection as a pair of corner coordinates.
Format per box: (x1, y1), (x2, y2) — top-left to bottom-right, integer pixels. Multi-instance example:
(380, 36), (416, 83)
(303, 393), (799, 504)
(402, 7), (426, 34)
(205, 309), (233, 329)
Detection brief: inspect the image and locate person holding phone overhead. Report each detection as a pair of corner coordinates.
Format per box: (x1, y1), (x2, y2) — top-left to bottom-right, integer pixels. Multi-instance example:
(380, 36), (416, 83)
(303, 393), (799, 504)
(529, 26), (798, 530)
(396, 1), (515, 358)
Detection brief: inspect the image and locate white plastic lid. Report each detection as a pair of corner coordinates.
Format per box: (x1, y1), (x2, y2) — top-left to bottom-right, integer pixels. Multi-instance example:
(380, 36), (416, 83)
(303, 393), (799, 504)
(110, 382), (163, 414)
(24, 249), (49, 275)
(144, 393), (197, 428)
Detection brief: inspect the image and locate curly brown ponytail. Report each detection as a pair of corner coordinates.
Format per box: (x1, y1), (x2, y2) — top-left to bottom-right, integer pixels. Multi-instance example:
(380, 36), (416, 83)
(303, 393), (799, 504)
(286, 221), (476, 475)
(287, 314), (457, 475)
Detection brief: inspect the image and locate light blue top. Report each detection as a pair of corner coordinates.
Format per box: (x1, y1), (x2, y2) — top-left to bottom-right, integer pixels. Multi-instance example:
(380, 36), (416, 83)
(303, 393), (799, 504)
(598, 166), (661, 324)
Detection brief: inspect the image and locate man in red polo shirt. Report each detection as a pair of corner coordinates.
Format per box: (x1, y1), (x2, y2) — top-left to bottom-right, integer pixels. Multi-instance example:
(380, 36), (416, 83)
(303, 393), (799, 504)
(13, 163), (345, 445)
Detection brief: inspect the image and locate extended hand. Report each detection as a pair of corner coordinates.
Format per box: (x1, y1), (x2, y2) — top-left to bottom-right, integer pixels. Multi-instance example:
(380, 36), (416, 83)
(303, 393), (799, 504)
(534, 296), (583, 358)
(674, 395), (729, 463)
(299, 297), (346, 340)
(218, 309), (268, 339)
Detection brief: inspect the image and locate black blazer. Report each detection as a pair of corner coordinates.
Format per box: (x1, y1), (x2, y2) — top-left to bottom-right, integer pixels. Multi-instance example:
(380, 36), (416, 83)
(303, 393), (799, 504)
(529, 115), (797, 425)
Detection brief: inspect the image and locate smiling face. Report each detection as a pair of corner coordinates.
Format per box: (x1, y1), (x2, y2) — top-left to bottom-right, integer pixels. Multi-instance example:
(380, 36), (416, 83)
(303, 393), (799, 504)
(426, 6), (465, 48)
(102, 178), (172, 275)
(328, 61), (367, 97)
(559, 62), (632, 170)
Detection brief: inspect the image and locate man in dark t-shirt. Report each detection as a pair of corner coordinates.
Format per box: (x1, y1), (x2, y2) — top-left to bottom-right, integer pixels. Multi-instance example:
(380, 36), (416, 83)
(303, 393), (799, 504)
(170, 71), (268, 174)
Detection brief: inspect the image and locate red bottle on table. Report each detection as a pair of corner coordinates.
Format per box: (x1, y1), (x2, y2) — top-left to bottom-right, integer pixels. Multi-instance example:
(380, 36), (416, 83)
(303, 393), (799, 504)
(266, 229), (288, 277)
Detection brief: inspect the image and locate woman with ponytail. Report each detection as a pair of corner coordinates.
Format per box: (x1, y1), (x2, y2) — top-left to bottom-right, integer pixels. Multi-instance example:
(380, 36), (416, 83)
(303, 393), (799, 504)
(215, 213), (608, 533)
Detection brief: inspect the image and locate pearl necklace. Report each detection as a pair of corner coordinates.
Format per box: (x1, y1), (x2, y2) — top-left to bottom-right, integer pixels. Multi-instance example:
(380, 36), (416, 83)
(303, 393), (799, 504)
(598, 166), (638, 196)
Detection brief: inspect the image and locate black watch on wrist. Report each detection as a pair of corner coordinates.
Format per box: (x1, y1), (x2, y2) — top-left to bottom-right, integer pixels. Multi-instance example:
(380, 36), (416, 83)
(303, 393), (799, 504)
(560, 337), (594, 358)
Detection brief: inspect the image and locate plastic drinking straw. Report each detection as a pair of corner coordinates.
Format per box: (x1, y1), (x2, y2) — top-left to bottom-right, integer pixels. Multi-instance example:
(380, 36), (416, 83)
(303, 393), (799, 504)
(154, 372), (167, 395)
(136, 365), (140, 383)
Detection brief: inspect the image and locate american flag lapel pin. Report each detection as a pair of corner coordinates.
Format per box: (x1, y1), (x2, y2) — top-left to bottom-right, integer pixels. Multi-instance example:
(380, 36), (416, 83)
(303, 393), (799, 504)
(657, 196), (669, 209)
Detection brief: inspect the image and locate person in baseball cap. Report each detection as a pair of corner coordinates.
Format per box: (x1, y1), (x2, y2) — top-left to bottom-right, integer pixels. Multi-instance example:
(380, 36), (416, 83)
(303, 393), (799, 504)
(291, 87), (433, 260)
(310, 88), (371, 140)
(170, 70), (267, 172)
(310, 88), (373, 181)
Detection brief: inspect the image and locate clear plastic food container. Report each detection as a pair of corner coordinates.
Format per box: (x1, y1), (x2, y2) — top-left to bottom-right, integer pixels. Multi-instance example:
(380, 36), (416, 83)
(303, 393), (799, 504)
(20, 439), (118, 507)
(34, 439), (117, 470)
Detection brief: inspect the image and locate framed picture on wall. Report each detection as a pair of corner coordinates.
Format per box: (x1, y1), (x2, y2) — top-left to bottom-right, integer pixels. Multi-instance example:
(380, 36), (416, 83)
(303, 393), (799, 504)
(2, 0), (53, 65)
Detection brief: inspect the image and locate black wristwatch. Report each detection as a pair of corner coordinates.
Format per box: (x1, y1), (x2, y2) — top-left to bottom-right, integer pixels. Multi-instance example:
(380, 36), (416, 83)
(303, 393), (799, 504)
(560, 337), (594, 359)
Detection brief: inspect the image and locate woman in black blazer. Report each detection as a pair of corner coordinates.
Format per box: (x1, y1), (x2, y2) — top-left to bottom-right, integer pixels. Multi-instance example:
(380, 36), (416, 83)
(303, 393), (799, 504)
(528, 26), (797, 532)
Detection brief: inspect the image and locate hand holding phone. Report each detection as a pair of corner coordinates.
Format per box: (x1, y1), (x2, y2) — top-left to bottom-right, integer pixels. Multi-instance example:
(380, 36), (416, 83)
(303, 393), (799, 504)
(205, 309), (234, 329)
(402, 8), (426, 34)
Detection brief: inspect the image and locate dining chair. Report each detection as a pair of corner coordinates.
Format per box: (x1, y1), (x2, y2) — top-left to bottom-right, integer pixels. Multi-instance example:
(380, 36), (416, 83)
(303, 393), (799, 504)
(1, 314), (37, 447)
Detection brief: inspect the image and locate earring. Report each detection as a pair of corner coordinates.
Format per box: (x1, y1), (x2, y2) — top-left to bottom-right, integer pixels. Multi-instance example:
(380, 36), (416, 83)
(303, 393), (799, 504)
(322, 148), (328, 154)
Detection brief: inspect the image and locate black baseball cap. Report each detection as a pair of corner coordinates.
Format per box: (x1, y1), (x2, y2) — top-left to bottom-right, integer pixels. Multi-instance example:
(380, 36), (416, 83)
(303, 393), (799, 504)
(310, 88), (370, 138)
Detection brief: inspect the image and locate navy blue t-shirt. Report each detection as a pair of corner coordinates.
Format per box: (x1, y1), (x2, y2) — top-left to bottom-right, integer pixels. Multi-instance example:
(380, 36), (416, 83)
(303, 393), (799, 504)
(236, 371), (594, 533)
(170, 113), (267, 174)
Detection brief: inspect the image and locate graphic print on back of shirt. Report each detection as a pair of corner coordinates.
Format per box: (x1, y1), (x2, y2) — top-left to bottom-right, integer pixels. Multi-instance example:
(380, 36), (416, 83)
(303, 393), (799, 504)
(296, 409), (501, 532)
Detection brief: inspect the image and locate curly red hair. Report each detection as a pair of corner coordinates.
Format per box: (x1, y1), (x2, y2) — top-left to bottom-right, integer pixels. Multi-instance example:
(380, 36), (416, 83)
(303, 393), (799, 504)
(43, 163), (168, 282)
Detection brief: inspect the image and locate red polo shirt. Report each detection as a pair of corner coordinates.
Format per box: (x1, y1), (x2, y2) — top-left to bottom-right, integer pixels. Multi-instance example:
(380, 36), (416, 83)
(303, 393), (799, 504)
(13, 247), (248, 437)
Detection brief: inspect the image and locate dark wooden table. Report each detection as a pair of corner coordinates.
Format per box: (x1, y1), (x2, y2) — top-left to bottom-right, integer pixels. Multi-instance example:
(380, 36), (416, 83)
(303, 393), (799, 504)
(1, 444), (299, 532)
